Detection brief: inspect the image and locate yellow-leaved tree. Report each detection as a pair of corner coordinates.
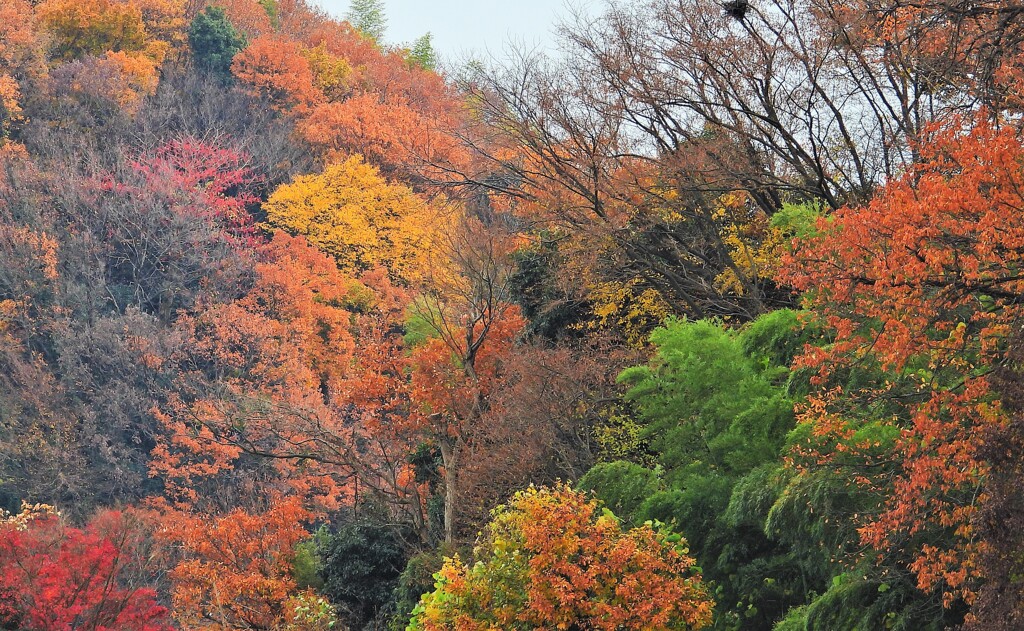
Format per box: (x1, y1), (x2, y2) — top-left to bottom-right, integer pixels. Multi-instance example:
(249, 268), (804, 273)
(263, 155), (436, 283)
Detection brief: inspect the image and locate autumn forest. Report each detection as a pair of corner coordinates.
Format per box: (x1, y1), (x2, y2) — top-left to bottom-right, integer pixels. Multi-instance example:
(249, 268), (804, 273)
(0, 0), (1022, 628)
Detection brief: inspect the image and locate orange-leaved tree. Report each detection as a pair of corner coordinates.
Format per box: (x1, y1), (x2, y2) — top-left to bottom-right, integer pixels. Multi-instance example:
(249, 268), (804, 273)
(159, 496), (313, 629)
(409, 484), (714, 631)
(777, 116), (1024, 606)
(404, 213), (527, 542)
(298, 91), (471, 178)
(0, 0), (44, 144)
(231, 34), (323, 113)
(149, 230), (360, 509)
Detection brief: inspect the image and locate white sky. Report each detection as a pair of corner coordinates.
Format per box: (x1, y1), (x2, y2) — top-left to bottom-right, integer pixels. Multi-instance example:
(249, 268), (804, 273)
(313, 0), (596, 61)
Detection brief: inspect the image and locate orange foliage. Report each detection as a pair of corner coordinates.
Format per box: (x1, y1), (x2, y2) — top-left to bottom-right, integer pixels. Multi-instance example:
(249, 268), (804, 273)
(399, 214), (532, 540)
(92, 51), (161, 111)
(217, 3), (470, 176)
(0, 76), (22, 141)
(0, 0), (43, 140)
(148, 230), (427, 528)
(838, 0), (1024, 112)
(231, 35), (322, 113)
(292, 18), (383, 81)
(411, 484), (714, 631)
(410, 306), (525, 435)
(159, 497), (312, 629)
(300, 93), (469, 176)
(150, 232), (360, 508)
(248, 231), (357, 389)
(0, 0), (42, 71)
(778, 116), (1024, 605)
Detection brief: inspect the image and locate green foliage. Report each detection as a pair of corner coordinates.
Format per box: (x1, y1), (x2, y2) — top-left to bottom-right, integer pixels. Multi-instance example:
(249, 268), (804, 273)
(318, 522), (408, 628)
(407, 33), (437, 71)
(770, 201), (825, 241)
(389, 548), (450, 631)
(507, 240), (588, 340)
(618, 318), (795, 486)
(288, 592), (340, 629)
(762, 469), (856, 583)
(587, 313), (828, 629)
(188, 7), (246, 78)
(739, 309), (817, 373)
(293, 527), (329, 591)
(403, 300), (441, 348)
(578, 461), (662, 526)
(258, 0), (281, 29)
(772, 569), (959, 631)
(346, 0), (387, 42)
(724, 464), (787, 530)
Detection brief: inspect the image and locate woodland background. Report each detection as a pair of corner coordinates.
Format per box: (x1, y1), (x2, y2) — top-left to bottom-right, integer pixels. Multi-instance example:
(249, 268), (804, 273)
(1, 0), (1024, 629)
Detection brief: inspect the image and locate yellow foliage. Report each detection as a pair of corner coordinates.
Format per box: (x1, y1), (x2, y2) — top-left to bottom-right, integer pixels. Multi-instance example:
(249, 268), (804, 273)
(1, 502), (59, 530)
(712, 193), (786, 296)
(593, 407), (656, 467)
(37, 0), (148, 62)
(263, 155), (435, 283)
(586, 278), (671, 346)
(132, 0), (187, 56)
(37, 0), (182, 64)
(300, 43), (351, 102)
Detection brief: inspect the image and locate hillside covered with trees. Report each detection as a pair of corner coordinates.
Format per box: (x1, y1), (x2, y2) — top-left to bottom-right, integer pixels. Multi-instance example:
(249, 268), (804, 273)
(1, 0), (1023, 629)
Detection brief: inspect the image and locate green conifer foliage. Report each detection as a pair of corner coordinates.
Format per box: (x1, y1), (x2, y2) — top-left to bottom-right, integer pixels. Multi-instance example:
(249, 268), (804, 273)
(346, 0), (387, 42)
(188, 6), (246, 78)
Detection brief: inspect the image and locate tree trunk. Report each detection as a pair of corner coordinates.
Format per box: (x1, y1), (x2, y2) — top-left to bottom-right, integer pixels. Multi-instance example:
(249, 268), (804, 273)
(439, 437), (457, 544)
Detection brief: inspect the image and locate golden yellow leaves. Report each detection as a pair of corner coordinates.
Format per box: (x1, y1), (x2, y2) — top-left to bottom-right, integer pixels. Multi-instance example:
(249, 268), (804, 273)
(263, 154), (436, 284)
(588, 279), (671, 346)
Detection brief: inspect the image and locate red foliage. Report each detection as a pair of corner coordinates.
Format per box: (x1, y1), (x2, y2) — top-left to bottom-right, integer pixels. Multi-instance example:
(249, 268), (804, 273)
(0, 507), (170, 631)
(131, 138), (261, 247)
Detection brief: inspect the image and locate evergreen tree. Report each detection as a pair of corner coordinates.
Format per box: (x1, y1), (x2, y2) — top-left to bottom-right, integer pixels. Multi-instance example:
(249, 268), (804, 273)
(346, 0), (387, 42)
(408, 33), (437, 70)
(188, 6), (246, 78)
